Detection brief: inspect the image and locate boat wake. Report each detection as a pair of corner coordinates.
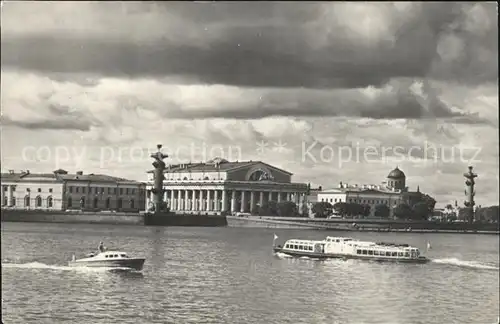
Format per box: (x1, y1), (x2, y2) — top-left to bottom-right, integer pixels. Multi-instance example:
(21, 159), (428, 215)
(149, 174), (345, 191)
(431, 258), (499, 271)
(1, 261), (134, 273)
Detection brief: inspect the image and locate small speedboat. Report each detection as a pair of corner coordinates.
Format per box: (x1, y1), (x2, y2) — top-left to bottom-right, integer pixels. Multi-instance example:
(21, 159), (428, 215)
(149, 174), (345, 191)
(68, 251), (145, 271)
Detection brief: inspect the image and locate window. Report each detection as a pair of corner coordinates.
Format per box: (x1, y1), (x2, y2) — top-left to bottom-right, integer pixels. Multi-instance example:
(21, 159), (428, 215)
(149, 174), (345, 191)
(398, 252), (404, 257)
(385, 252), (391, 256)
(10, 197), (15, 206)
(76, 187), (79, 193)
(37, 188), (41, 192)
(49, 188), (53, 193)
(2, 196), (7, 206)
(404, 252), (410, 257)
(130, 199), (135, 209)
(368, 250), (373, 255)
(374, 251), (379, 255)
(68, 187), (72, 193)
(67, 197), (72, 208)
(294, 245), (298, 249)
(26, 188), (30, 192)
(117, 198), (122, 209)
(24, 195), (30, 207)
(82, 187), (86, 194)
(362, 250), (367, 255)
(105, 198), (111, 209)
(391, 252), (397, 257)
(357, 250), (361, 254)
(36, 196), (42, 207)
(93, 197), (98, 208)
(120, 188), (123, 195)
(80, 197), (85, 208)
(47, 196), (53, 208)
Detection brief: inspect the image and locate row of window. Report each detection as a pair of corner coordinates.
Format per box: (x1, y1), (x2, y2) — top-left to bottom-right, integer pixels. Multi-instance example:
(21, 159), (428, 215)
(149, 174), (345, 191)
(356, 249), (419, 258)
(2, 186), (53, 193)
(2, 196), (137, 209)
(67, 197), (135, 209)
(2, 196), (53, 208)
(105, 254), (128, 258)
(68, 186), (137, 195)
(321, 198), (391, 205)
(285, 244), (314, 251)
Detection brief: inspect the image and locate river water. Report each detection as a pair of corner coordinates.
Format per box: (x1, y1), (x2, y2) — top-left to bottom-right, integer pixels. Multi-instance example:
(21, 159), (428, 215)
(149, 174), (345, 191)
(1, 222), (499, 324)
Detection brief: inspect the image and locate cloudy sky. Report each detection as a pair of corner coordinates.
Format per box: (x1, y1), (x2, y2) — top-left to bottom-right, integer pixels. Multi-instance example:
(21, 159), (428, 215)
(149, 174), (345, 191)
(1, 2), (498, 207)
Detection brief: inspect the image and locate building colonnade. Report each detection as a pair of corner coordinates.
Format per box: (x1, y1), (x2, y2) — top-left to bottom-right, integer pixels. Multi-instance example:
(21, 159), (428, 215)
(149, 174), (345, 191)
(150, 188), (306, 213)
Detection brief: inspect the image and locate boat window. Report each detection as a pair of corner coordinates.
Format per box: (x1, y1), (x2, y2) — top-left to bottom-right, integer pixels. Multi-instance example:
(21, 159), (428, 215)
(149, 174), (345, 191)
(398, 252), (404, 257)
(385, 252), (391, 256)
(416, 251), (420, 257)
(368, 250), (373, 255)
(294, 245), (298, 249)
(105, 255), (109, 258)
(404, 252), (410, 257)
(391, 252), (397, 257)
(362, 250), (367, 255)
(374, 250), (379, 255)
(357, 249), (361, 254)
(120, 254), (127, 258)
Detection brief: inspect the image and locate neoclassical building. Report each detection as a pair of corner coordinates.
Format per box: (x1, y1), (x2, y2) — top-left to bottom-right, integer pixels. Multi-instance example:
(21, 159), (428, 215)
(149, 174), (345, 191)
(145, 158), (308, 215)
(317, 167), (410, 217)
(1, 169), (146, 212)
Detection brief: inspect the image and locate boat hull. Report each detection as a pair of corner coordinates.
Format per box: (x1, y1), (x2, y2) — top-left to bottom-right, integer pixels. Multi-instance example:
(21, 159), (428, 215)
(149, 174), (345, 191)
(273, 247), (429, 264)
(68, 258), (145, 271)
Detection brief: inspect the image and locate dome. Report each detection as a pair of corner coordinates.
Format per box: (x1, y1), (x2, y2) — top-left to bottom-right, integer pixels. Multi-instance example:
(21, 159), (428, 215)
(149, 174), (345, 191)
(387, 167), (405, 179)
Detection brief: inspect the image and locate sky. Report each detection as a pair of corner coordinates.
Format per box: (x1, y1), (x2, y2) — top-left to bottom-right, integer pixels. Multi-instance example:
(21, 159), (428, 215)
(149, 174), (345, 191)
(1, 2), (498, 207)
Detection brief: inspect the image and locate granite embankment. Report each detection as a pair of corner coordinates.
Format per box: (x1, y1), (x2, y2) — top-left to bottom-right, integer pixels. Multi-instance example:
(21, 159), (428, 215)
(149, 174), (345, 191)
(1, 209), (144, 225)
(227, 216), (500, 234)
(1, 209), (228, 227)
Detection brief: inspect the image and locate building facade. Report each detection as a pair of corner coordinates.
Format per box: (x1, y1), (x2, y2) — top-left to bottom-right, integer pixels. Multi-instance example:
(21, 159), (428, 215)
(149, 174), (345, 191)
(145, 158), (308, 215)
(1, 169), (146, 212)
(316, 167), (409, 217)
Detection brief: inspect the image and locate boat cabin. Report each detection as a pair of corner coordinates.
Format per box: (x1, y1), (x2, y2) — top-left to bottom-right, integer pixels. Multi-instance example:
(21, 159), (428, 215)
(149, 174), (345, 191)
(283, 239), (324, 253)
(100, 251), (130, 259)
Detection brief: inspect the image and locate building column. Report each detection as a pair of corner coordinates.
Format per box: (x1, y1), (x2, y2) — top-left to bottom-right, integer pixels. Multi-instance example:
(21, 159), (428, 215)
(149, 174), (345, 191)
(259, 191), (264, 207)
(268, 191), (273, 202)
(222, 190), (228, 212)
(184, 190), (189, 211)
(230, 190), (236, 213)
(170, 190), (175, 210)
(241, 191), (247, 212)
(250, 191), (255, 213)
(206, 190), (212, 211)
(286, 192), (291, 201)
(214, 190), (219, 211)
(199, 190), (204, 211)
(192, 190), (197, 211)
(277, 192), (281, 203)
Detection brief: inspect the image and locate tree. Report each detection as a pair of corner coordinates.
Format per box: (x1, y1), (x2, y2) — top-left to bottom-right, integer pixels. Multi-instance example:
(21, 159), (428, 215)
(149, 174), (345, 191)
(277, 201), (298, 217)
(312, 202), (333, 218)
(393, 203), (413, 220)
(412, 202), (431, 220)
(361, 204), (371, 217)
(374, 204), (390, 218)
(333, 202), (348, 216)
(258, 201), (279, 216)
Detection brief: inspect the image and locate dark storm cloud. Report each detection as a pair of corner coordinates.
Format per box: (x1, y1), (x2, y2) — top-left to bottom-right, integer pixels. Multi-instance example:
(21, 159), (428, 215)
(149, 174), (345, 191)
(1, 2), (497, 88)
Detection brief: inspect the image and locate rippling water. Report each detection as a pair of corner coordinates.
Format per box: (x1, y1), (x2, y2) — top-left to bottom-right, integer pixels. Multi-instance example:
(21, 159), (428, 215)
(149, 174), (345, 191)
(2, 222), (499, 324)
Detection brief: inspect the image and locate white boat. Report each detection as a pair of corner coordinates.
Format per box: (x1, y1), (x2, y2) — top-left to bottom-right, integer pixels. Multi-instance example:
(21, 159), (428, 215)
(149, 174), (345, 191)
(273, 236), (429, 264)
(68, 251), (146, 270)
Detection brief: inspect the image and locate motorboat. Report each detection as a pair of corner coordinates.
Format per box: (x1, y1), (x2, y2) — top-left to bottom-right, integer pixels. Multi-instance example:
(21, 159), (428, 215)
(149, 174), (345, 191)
(273, 236), (429, 264)
(68, 250), (145, 271)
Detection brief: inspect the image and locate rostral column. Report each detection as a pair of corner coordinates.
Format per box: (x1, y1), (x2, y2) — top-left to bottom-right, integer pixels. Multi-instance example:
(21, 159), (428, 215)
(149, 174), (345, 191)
(463, 166), (478, 223)
(150, 144), (168, 213)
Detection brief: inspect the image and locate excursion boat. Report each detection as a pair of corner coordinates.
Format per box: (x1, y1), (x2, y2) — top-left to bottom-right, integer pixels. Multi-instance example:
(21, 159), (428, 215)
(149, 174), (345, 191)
(68, 251), (146, 271)
(273, 236), (429, 264)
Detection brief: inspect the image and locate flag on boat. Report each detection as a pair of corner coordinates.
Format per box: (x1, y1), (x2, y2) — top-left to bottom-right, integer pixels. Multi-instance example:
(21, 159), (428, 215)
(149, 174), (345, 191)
(274, 233), (278, 240)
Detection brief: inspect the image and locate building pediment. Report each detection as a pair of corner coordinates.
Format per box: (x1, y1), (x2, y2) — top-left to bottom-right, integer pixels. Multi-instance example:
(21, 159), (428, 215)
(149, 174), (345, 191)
(225, 162), (292, 183)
